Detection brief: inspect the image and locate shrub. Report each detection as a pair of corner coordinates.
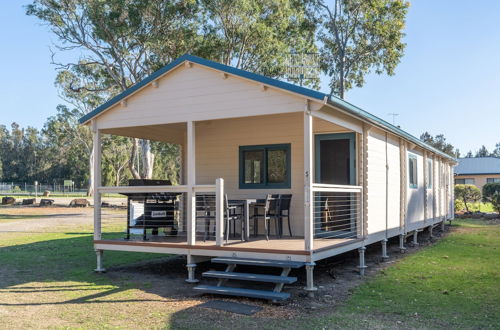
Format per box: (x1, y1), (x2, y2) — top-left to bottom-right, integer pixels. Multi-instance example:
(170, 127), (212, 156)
(455, 199), (465, 212)
(482, 182), (500, 215)
(454, 184), (481, 212)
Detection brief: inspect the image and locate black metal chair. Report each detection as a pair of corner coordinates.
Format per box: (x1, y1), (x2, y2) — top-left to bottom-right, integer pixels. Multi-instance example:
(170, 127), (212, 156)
(224, 194), (244, 243)
(277, 194), (293, 237)
(252, 194), (280, 241)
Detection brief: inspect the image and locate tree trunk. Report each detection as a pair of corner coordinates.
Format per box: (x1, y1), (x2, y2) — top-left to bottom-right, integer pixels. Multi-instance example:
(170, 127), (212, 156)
(87, 147), (94, 196)
(129, 138), (141, 179)
(463, 198), (469, 212)
(140, 139), (155, 179)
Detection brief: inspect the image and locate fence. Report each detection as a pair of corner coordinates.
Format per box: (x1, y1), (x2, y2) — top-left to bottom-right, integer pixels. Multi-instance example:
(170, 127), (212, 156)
(0, 182), (88, 196)
(312, 184), (363, 240)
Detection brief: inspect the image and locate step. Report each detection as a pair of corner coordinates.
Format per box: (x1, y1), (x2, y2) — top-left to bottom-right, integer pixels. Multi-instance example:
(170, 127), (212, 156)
(202, 271), (297, 284)
(193, 285), (290, 301)
(211, 257), (305, 269)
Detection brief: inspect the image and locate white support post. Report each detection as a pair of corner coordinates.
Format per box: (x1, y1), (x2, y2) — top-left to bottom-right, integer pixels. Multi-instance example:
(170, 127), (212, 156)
(358, 246), (367, 276)
(304, 262), (317, 297)
(215, 178), (224, 246)
(381, 239), (389, 260)
(304, 104), (314, 252)
(92, 120), (102, 241)
(412, 230), (419, 246)
(399, 234), (406, 253)
(94, 249), (105, 273)
(185, 254), (199, 283)
(186, 121), (196, 245)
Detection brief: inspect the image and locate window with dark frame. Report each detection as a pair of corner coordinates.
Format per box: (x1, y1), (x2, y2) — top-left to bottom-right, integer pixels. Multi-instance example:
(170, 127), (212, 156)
(239, 144), (291, 188)
(408, 154), (418, 188)
(427, 159), (433, 189)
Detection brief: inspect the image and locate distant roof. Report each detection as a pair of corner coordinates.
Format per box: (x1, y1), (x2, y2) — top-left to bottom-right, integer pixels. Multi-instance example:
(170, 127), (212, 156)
(455, 157), (500, 175)
(79, 54), (455, 162)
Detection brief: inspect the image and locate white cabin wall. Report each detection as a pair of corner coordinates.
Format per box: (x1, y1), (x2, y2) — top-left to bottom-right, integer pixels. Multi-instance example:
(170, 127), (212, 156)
(95, 65), (319, 129)
(366, 127), (389, 236)
(387, 134), (401, 232)
(195, 112), (305, 236)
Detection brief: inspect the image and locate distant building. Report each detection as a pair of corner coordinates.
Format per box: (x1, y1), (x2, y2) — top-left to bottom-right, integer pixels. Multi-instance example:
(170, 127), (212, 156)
(455, 157), (500, 190)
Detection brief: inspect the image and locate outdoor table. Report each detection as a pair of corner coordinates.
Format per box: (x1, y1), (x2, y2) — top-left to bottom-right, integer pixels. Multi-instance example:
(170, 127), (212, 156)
(228, 198), (265, 241)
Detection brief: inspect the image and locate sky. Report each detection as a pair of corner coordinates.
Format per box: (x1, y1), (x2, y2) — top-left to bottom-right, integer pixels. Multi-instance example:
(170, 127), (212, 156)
(0, 1), (499, 155)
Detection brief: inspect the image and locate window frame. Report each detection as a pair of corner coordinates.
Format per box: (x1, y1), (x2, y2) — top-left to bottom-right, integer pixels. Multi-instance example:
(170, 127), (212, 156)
(239, 143), (291, 189)
(426, 158), (433, 189)
(486, 178), (500, 183)
(408, 153), (418, 189)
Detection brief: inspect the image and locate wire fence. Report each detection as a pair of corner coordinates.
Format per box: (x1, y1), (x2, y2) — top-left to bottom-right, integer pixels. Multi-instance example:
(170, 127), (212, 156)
(0, 182), (88, 196)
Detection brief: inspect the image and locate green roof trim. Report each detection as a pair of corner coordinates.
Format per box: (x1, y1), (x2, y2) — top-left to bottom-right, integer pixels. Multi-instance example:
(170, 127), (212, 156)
(79, 53), (456, 162)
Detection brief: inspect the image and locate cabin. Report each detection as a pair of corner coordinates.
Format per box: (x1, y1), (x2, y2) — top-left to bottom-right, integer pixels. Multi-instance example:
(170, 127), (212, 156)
(455, 157), (500, 191)
(80, 54), (455, 301)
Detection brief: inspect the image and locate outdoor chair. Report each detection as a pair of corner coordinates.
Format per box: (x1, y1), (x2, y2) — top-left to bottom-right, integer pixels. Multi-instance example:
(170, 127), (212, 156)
(277, 194), (293, 237)
(252, 194), (280, 241)
(224, 194), (244, 243)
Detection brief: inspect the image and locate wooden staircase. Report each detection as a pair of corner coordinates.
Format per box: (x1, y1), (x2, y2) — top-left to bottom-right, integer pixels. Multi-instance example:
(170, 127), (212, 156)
(193, 257), (305, 301)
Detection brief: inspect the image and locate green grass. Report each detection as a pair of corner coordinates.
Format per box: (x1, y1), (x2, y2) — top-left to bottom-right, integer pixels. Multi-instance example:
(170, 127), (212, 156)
(1, 217), (498, 329)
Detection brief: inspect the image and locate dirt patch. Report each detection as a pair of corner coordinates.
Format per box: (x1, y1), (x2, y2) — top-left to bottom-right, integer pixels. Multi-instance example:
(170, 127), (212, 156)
(107, 226), (449, 321)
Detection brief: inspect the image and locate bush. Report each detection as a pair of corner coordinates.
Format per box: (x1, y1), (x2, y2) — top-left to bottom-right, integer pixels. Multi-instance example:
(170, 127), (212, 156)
(482, 182), (500, 215)
(455, 199), (465, 212)
(455, 184), (481, 212)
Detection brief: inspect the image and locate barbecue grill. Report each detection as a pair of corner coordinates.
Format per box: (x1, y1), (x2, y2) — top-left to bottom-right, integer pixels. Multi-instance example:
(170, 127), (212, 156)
(122, 179), (181, 240)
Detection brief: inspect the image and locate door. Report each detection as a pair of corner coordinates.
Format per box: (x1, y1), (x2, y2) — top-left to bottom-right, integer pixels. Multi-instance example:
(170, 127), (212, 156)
(314, 133), (356, 238)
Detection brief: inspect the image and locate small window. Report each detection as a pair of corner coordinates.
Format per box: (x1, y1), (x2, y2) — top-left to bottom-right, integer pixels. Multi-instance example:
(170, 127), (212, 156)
(487, 178), (500, 183)
(455, 178), (475, 185)
(239, 144), (291, 188)
(408, 154), (418, 188)
(426, 159), (433, 189)
(465, 178), (475, 185)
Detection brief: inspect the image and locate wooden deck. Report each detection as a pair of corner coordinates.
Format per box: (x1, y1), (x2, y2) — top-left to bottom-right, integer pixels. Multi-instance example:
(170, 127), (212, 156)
(94, 235), (358, 256)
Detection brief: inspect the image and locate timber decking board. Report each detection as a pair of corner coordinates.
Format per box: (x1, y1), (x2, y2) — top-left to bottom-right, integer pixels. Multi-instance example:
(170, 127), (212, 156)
(94, 236), (356, 255)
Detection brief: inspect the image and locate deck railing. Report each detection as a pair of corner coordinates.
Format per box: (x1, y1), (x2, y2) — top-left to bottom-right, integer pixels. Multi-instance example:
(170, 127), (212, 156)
(96, 179), (226, 246)
(311, 184), (362, 240)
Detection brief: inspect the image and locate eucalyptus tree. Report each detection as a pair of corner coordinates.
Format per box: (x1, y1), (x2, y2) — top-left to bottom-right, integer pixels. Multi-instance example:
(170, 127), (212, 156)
(201, 0), (318, 82)
(315, 0), (409, 98)
(27, 0), (205, 186)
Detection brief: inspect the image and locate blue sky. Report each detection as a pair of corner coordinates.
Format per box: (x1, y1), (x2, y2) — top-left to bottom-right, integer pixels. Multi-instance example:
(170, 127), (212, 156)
(1, 1), (499, 155)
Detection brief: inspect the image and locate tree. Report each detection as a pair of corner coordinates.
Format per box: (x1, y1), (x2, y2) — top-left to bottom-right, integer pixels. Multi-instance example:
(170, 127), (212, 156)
(482, 183), (500, 215)
(491, 143), (500, 157)
(27, 0), (205, 184)
(420, 132), (459, 158)
(316, 0), (409, 98)
(475, 145), (489, 157)
(465, 151), (473, 158)
(202, 0), (317, 83)
(454, 184), (481, 213)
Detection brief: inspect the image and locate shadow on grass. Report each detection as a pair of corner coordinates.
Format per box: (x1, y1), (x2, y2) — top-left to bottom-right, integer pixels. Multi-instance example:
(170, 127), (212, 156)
(0, 232), (174, 307)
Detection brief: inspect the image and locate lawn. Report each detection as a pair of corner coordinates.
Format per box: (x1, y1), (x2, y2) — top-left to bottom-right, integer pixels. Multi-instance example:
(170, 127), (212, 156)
(0, 214), (498, 329)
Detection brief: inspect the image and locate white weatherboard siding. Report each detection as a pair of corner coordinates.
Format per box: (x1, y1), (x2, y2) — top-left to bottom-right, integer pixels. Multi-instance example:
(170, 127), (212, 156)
(406, 149), (425, 231)
(95, 64), (321, 130)
(366, 128), (389, 235)
(387, 134), (401, 232)
(193, 112), (353, 237)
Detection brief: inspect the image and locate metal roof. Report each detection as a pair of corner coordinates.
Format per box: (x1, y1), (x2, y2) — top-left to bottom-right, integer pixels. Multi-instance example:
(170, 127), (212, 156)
(79, 54), (456, 162)
(455, 157), (500, 175)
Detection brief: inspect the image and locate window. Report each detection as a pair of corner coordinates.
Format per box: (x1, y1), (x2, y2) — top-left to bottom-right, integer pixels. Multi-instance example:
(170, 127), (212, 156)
(408, 154), (418, 188)
(239, 144), (291, 188)
(487, 178), (500, 183)
(455, 178), (475, 185)
(426, 159), (433, 189)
